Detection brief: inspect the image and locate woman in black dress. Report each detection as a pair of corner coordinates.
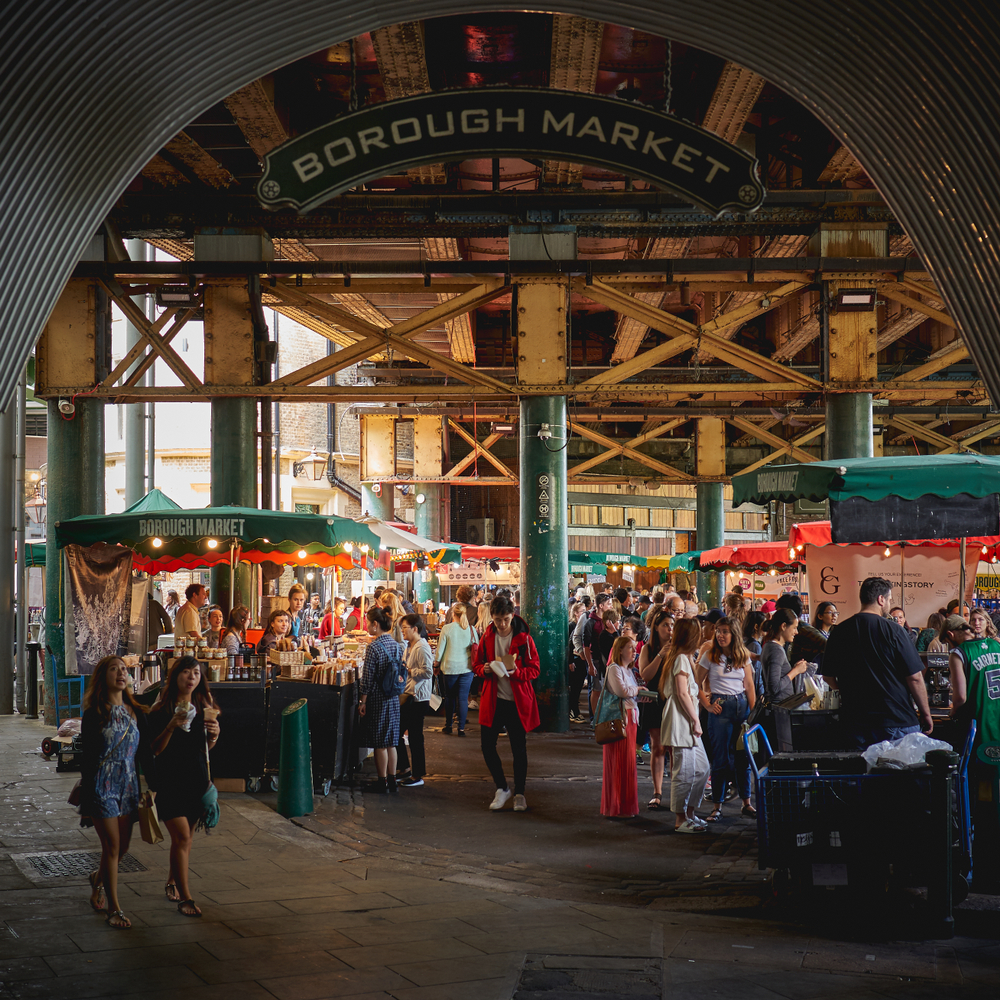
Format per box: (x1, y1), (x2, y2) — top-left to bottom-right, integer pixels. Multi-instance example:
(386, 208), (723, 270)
(149, 656), (221, 917)
(80, 655), (152, 929)
(636, 609), (673, 810)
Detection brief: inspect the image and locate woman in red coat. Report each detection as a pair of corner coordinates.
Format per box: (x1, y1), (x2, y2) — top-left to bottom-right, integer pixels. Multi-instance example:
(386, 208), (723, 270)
(471, 593), (540, 812)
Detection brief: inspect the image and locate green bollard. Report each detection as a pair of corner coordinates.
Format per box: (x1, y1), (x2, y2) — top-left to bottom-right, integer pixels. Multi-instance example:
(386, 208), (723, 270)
(277, 698), (314, 818)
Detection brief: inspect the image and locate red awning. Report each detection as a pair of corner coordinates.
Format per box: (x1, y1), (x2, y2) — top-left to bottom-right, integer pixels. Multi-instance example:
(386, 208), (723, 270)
(699, 542), (804, 571)
(788, 520), (1000, 551)
(460, 544), (521, 562)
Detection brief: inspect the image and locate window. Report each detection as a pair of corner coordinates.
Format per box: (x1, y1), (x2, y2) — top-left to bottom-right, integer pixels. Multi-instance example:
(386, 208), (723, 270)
(25, 412), (47, 437)
(295, 502), (320, 514)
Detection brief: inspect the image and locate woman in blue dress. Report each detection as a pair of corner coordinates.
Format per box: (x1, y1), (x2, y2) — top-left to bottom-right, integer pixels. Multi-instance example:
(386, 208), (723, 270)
(358, 607), (403, 794)
(80, 655), (152, 930)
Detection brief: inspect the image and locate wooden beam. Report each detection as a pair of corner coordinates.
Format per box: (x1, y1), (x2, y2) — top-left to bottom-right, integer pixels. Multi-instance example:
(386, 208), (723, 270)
(446, 421), (517, 479)
(891, 341), (969, 382)
(570, 422), (696, 480)
(572, 277), (822, 388)
(726, 415), (816, 462)
(736, 425), (825, 476)
(879, 286), (955, 328)
(98, 279), (203, 387)
(699, 281), (808, 335)
(269, 279), (507, 387)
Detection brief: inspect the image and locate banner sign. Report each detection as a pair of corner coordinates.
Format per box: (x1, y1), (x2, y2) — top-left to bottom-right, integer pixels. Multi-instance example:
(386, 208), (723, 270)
(437, 565), (486, 585)
(258, 88), (765, 217)
(805, 544), (977, 625)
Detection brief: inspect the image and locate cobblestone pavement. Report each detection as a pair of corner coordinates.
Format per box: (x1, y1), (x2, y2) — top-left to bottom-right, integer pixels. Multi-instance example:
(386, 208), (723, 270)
(2, 714), (1000, 999)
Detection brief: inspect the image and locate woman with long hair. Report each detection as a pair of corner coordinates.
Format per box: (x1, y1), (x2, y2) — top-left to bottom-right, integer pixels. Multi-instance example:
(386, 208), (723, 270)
(379, 590), (407, 643)
(395, 613), (433, 786)
(811, 601), (839, 638)
(149, 656), (220, 918)
(601, 634), (643, 819)
(435, 601), (476, 736)
(659, 619), (709, 832)
(475, 600), (492, 636)
(220, 606), (249, 656)
(567, 600), (588, 724)
(79, 656), (151, 929)
(358, 607), (404, 793)
(636, 609), (673, 810)
(969, 606), (998, 640)
(256, 608), (292, 676)
(917, 611), (946, 652)
(760, 608), (811, 702)
(696, 617), (757, 822)
(723, 592), (747, 632)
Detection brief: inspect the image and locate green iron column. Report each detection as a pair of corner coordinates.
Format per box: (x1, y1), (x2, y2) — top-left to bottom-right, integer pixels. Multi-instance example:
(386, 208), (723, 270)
(38, 262), (107, 721)
(210, 398), (257, 611)
(696, 418), (726, 608)
(520, 394), (568, 731)
(197, 231), (271, 614)
(511, 226), (575, 731)
(696, 483), (725, 608)
(414, 484), (443, 606)
(826, 393), (874, 460)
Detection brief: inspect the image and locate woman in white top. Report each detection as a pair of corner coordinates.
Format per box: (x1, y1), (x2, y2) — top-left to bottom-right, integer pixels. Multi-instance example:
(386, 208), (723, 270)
(435, 603), (477, 735)
(696, 616), (757, 822)
(601, 634), (644, 819)
(396, 614), (434, 786)
(659, 619), (709, 833)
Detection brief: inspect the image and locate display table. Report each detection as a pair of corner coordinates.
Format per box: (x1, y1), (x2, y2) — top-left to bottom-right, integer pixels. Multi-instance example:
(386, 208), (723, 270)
(265, 678), (357, 792)
(211, 682), (268, 781)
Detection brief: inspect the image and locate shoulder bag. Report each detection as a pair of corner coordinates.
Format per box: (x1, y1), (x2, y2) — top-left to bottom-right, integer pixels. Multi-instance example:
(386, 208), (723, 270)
(593, 686), (626, 745)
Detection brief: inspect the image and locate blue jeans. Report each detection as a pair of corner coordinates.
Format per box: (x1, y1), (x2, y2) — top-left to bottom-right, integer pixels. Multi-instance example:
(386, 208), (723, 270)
(705, 692), (751, 803)
(850, 723), (920, 750)
(442, 671), (473, 731)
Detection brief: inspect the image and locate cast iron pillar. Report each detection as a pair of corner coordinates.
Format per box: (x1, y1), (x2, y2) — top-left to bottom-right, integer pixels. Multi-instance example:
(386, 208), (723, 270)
(361, 484), (393, 520)
(197, 231), (271, 615)
(696, 483), (725, 608)
(124, 239), (148, 507)
(44, 396), (104, 716)
(511, 226), (574, 731)
(37, 248), (108, 720)
(826, 393), (874, 461)
(696, 417), (726, 608)
(816, 223), (882, 461)
(520, 394), (568, 731)
(0, 399), (14, 714)
(414, 484), (443, 606)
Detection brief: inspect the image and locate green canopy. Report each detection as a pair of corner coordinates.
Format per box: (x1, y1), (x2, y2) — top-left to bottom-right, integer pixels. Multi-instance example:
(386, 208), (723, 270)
(24, 542), (45, 568)
(668, 550), (703, 573)
(732, 454), (1000, 507)
(122, 488), (181, 512)
(569, 549), (647, 568)
(54, 504), (382, 571)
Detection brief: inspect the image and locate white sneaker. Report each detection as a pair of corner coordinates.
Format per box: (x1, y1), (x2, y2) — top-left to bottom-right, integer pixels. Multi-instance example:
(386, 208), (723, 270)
(513, 794), (527, 812)
(489, 788), (513, 811)
(676, 819), (707, 834)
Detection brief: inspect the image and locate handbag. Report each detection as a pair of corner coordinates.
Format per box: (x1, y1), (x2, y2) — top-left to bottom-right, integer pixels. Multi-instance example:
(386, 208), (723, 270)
(196, 729), (220, 833)
(593, 687), (626, 745)
(137, 791), (163, 844)
(68, 719), (133, 808)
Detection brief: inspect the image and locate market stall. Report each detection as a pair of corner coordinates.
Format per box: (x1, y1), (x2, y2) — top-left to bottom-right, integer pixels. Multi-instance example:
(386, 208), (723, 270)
(698, 542), (805, 604)
(55, 497), (382, 788)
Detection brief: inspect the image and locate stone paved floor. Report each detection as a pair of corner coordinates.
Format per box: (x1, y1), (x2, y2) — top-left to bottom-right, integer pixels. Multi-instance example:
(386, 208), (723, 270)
(2, 714), (1000, 999)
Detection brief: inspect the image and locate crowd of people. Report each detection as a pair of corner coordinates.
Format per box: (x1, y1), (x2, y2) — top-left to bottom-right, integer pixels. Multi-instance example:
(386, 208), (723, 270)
(81, 566), (995, 928)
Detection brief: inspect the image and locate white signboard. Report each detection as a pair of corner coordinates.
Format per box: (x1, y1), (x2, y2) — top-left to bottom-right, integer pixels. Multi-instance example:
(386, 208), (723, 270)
(436, 566), (487, 585)
(805, 544), (977, 625)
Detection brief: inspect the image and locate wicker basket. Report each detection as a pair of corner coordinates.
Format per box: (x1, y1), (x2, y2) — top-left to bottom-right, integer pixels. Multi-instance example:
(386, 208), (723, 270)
(280, 661), (312, 680)
(268, 649), (304, 666)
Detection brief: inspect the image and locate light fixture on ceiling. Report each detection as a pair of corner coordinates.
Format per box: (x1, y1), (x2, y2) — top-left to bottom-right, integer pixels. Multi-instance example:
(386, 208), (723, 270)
(833, 288), (877, 311)
(491, 422), (516, 435)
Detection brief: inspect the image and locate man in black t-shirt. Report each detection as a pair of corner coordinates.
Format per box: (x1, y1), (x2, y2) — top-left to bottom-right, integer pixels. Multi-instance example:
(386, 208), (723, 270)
(823, 576), (933, 749)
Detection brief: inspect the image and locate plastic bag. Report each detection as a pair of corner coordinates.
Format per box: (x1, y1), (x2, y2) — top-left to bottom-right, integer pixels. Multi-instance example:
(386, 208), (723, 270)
(56, 718), (82, 738)
(863, 732), (953, 770)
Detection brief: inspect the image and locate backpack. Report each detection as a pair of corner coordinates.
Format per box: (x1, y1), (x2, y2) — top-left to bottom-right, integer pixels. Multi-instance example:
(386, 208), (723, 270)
(381, 645), (406, 697)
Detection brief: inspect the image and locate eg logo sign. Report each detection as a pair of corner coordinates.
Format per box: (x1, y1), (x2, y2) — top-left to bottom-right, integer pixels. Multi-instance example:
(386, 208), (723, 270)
(820, 565), (840, 596)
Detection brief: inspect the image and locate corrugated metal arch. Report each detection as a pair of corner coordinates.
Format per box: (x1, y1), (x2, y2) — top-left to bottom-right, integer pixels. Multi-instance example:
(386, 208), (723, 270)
(2, 1), (999, 406)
